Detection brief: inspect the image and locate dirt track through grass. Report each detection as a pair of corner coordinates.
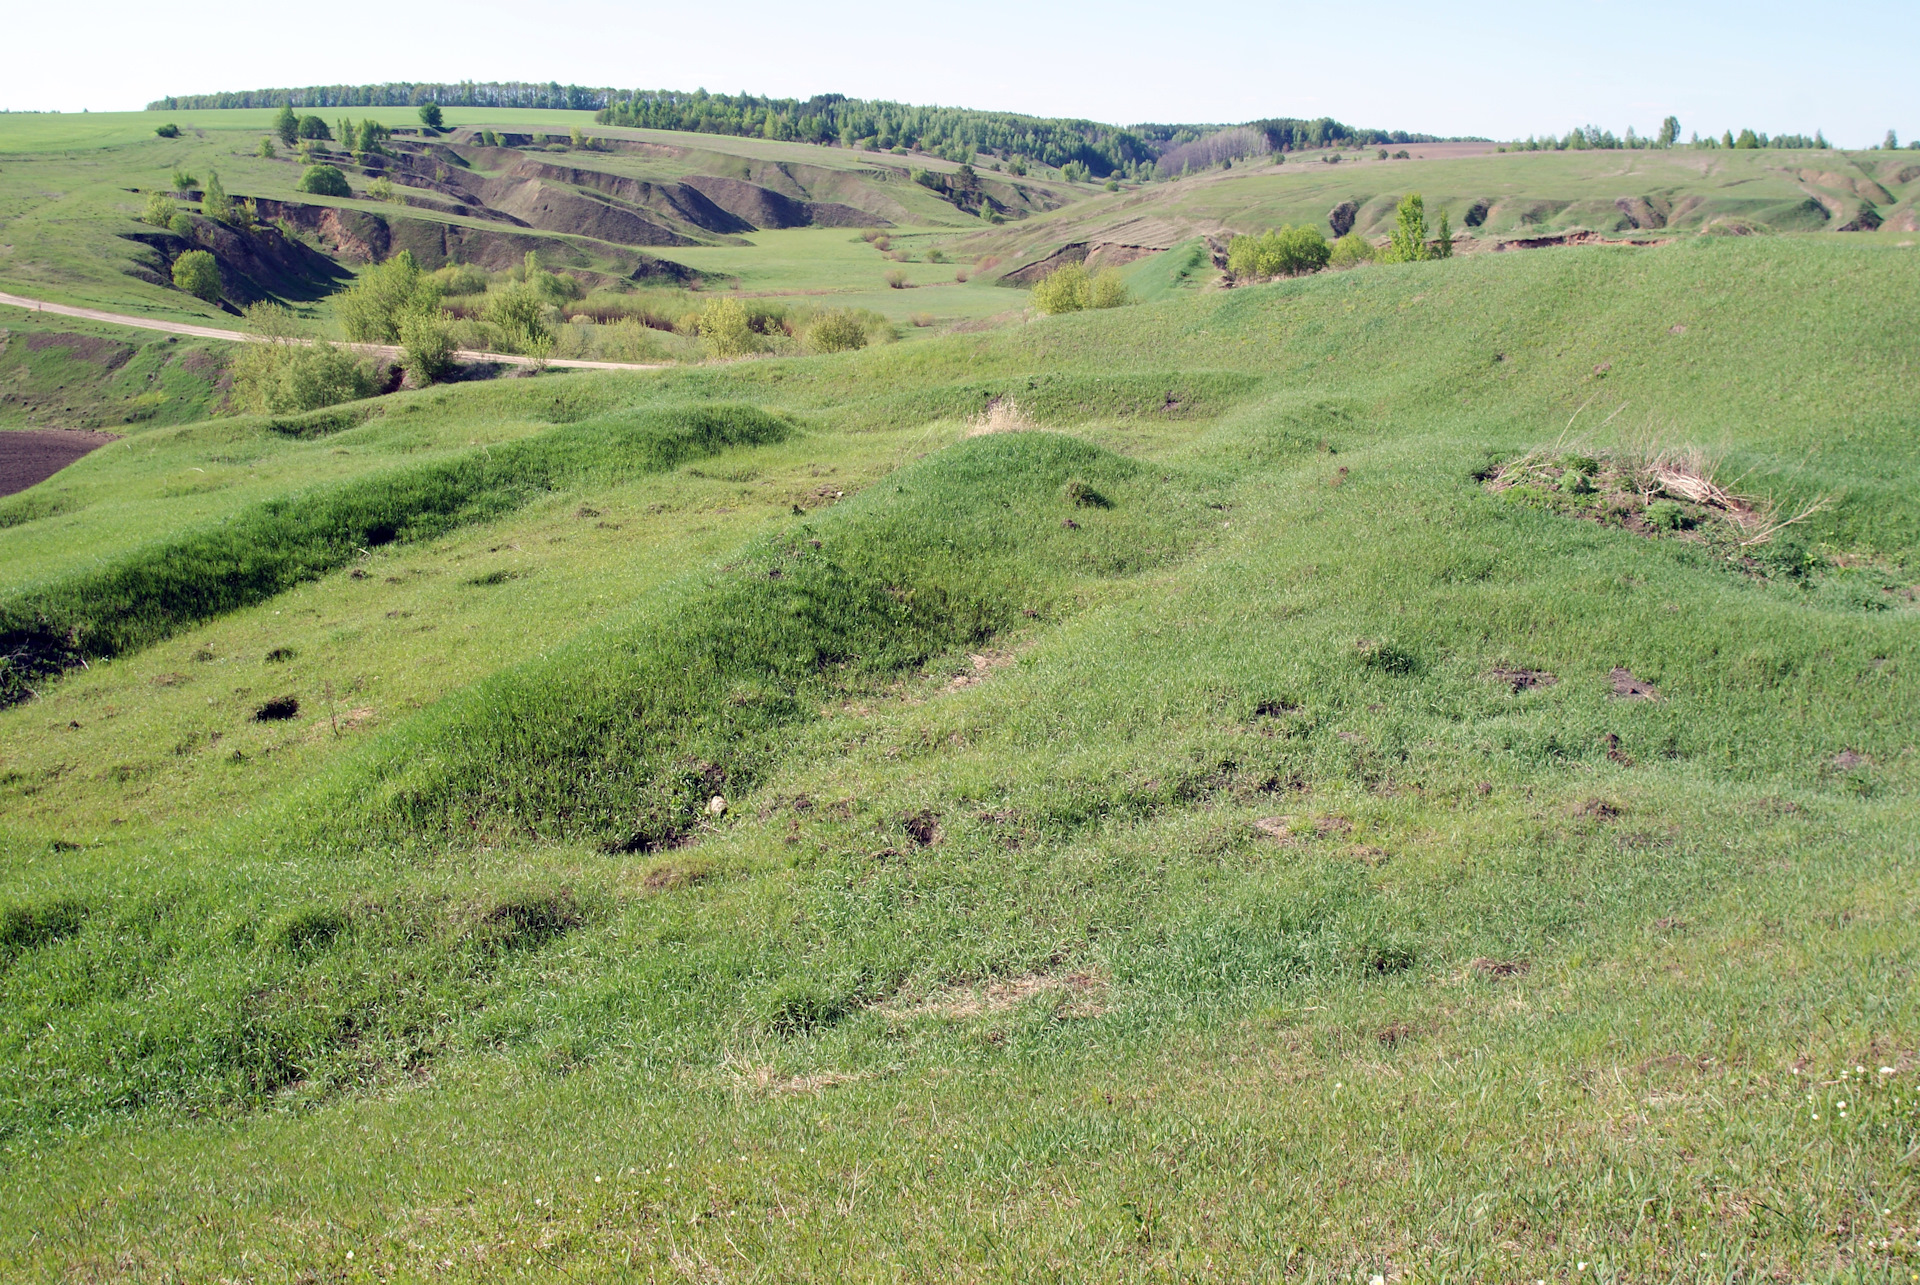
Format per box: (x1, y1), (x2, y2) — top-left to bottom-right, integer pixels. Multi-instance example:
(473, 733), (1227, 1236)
(0, 290), (667, 372)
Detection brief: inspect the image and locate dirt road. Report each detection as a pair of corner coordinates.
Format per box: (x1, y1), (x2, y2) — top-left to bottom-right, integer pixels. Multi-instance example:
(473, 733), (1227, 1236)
(0, 291), (667, 372)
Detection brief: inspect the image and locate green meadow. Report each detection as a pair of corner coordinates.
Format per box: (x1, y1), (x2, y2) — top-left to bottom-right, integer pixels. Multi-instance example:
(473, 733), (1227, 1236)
(1, 224), (1915, 1280)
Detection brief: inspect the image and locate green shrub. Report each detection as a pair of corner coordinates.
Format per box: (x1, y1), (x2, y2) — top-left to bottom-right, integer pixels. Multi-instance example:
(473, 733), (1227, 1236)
(257, 137), (276, 159)
(397, 308), (458, 385)
(1329, 232), (1378, 268)
(1090, 267), (1132, 309)
(807, 309), (869, 354)
(296, 115), (330, 141)
(200, 170), (232, 223)
(169, 167), (197, 193)
(602, 317), (662, 363)
(335, 251), (439, 345)
(484, 283), (554, 355)
(168, 212), (194, 239)
(274, 104), (299, 145)
(699, 296), (758, 360)
(366, 176), (397, 202)
(1227, 225), (1331, 279)
(142, 192), (177, 228)
(154, 122), (180, 138)
(1644, 500), (1689, 531)
(1032, 262), (1093, 314)
(170, 250), (221, 302)
(229, 309), (379, 413)
(430, 262), (489, 295)
(1384, 194), (1431, 264)
(297, 164), (351, 197)
(418, 102), (444, 131)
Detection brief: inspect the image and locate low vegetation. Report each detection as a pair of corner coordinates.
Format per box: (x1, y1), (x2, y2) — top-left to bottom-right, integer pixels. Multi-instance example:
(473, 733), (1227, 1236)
(2, 102), (1917, 1280)
(1031, 262), (1131, 314)
(1227, 224), (1331, 279)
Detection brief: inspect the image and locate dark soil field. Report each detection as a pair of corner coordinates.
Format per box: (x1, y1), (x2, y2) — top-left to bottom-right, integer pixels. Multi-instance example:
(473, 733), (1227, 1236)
(0, 428), (119, 496)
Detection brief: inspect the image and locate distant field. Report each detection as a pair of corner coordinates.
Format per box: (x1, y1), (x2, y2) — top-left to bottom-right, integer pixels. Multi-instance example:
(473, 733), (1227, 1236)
(1, 229), (1915, 1279)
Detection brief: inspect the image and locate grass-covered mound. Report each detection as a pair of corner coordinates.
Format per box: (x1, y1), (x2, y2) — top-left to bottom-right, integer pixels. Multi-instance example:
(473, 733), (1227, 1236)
(315, 432), (1206, 853)
(0, 403), (793, 704)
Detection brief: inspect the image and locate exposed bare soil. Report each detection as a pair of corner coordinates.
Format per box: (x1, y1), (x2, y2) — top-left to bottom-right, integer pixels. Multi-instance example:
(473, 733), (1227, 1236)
(0, 428), (120, 497)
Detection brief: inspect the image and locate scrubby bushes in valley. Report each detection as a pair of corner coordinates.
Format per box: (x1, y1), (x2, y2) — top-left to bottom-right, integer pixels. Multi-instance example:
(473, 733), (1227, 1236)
(1226, 225), (1331, 280)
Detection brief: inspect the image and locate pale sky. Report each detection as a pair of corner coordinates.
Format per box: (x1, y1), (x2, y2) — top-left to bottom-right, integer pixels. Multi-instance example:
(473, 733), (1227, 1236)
(10, 0), (1916, 148)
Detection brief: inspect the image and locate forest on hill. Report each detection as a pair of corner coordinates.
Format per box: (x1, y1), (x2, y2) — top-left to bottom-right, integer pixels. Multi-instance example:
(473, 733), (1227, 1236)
(145, 83), (1456, 176)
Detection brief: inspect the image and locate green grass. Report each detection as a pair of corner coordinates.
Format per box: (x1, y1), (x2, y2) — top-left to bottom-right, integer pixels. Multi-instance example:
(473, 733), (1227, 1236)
(0, 306), (229, 431)
(0, 234), (1916, 1281)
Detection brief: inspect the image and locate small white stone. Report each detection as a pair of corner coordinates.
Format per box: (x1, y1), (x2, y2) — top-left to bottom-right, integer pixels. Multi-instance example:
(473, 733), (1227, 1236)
(707, 794), (727, 817)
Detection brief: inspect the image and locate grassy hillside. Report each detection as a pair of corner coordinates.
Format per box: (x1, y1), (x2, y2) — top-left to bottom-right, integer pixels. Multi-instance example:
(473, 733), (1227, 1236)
(959, 145), (1920, 282)
(0, 232), (1915, 1279)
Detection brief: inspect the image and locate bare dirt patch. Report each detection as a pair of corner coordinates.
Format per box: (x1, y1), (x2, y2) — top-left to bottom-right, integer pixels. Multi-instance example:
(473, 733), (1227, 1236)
(22, 332), (135, 370)
(0, 428), (121, 497)
(1470, 957), (1529, 980)
(882, 971), (1106, 1022)
(1489, 667), (1557, 693)
(944, 650), (1015, 692)
(1609, 668), (1659, 701)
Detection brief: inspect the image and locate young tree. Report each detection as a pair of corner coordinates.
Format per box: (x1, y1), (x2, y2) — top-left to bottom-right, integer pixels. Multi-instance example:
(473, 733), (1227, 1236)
(274, 104), (299, 146)
(169, 167), (198, 193)
(171, 250), (221, 302)
(200, 170), (232, 223)
(484, 284), (554, 355)
(697, 296), (757, 359)
(1385, 193), (1430, 263)
(417, 101), (444, 131)
(142, 192), (177, 228)
(1434, 208), (1454, 258)
(1735, 129), (1760, 149)
(1886, 130), (1901, 150)
(257, 137), (276, 159)
(397, 307), (457, 384)
(1720, 130), (1735, 149)
(297, 115), (331, 141)
(335, 251), (439, 344)
(1657, 116), (1680, 148)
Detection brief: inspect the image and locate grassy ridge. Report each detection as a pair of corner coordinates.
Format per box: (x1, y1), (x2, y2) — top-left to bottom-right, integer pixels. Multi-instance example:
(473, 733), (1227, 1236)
(0, 431), (1213, 1139)
(0, 403), (794, 704)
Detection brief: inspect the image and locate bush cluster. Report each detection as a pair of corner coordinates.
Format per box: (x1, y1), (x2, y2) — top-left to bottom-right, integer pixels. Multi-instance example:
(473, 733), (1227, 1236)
(229, 303), (380, 413)
(1226, 225), (1331, 280)
(1031, 262), (1131, 315)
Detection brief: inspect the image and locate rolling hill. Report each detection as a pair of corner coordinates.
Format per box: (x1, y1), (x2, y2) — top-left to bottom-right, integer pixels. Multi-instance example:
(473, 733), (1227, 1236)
(0, 97), (1916, 1281)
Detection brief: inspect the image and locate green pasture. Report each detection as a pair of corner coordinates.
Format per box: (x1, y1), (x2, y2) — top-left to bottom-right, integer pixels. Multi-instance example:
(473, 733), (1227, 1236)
(0, 232), (1916, 1278)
